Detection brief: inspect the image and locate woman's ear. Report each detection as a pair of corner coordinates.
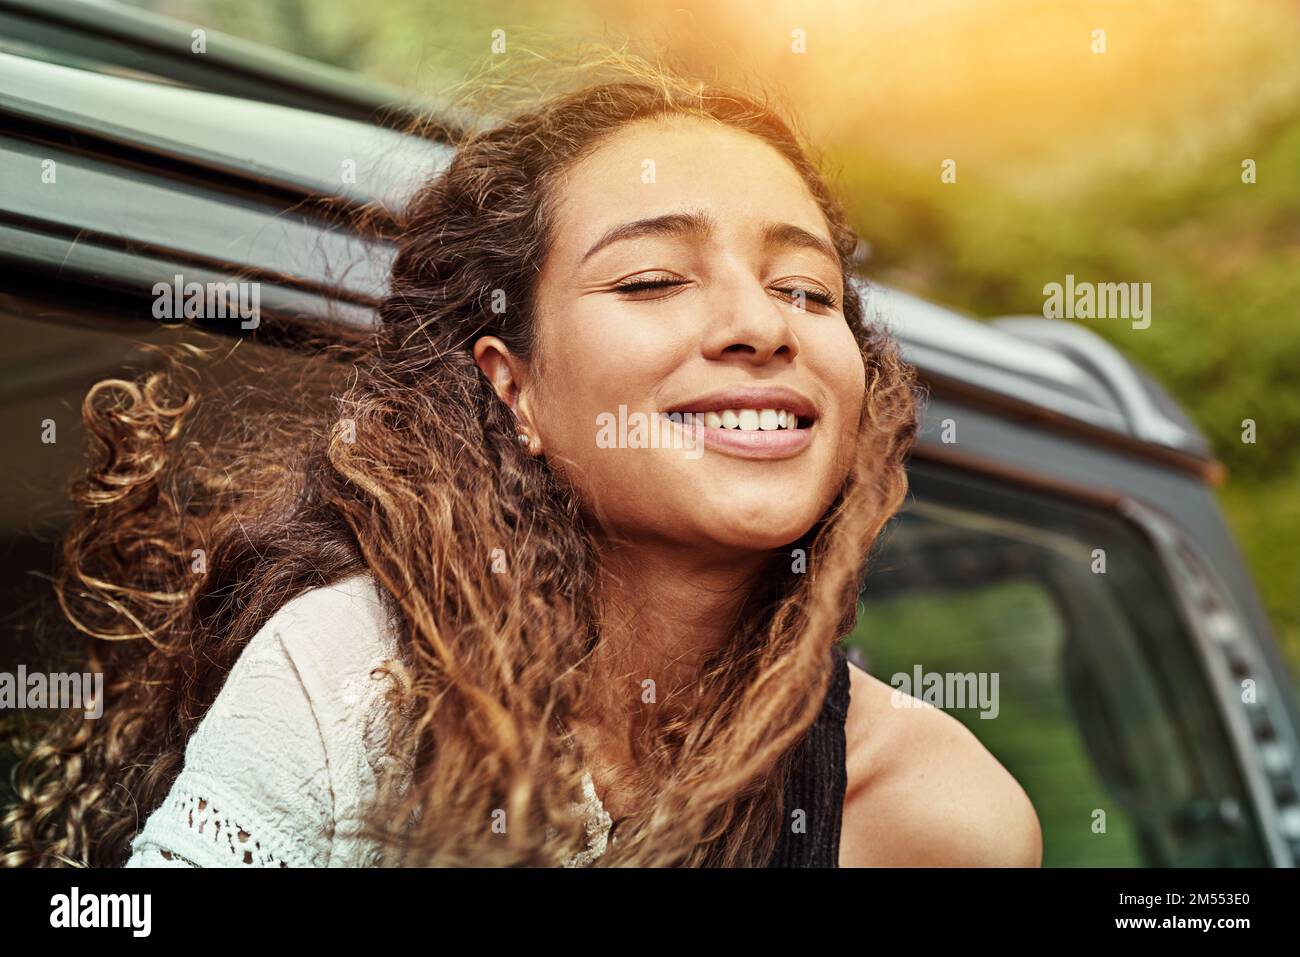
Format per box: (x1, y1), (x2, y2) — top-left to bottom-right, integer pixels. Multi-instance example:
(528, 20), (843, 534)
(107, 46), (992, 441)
(473, 336), (538, 452)
(473, 335), (523, 413)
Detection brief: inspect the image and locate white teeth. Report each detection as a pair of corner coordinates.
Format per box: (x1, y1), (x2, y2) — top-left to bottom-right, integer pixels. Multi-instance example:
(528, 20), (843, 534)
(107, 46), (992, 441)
(683, 408), (803, 431)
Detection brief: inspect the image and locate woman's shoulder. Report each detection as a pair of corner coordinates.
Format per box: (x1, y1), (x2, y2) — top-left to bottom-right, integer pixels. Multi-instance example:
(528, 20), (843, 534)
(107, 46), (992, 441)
(265, 570), (404, 705)
(214, 569), (403, 770)
(124, 570), (405, 867)
(838, 659), (1042, 867)
(248, 568), (409, 806)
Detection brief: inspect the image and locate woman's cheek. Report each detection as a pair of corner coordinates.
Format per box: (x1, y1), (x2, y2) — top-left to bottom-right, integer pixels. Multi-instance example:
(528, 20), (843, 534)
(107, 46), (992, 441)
(818, 342), (866, 476)
(808, 324), (864, 402)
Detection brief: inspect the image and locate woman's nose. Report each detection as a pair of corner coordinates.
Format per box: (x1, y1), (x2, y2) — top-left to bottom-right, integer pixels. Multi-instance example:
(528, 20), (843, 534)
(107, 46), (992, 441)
(699, 274), (800, 365)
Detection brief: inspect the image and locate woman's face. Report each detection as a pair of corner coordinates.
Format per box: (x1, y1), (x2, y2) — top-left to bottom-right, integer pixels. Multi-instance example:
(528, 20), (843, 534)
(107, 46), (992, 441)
(480, 114), (865, 556)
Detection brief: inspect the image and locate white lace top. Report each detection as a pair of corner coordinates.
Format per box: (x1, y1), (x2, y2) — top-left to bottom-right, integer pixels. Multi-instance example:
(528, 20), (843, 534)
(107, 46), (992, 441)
(122, 571), (613, 867)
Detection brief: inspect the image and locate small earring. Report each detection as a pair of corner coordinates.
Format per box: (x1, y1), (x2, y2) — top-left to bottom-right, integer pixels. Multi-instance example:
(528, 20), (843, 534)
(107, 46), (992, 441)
(517, 433), (529, 445)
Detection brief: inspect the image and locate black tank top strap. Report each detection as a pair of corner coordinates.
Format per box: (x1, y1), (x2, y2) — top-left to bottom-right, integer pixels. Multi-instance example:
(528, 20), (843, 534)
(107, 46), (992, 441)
(765, 642), (851, 867)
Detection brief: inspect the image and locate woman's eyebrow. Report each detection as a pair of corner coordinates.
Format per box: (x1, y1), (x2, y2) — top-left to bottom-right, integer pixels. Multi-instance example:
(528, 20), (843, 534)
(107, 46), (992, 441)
(582, 209), (713, 263)
(761, 221), (841, 270)
(580, 209), (839, 269)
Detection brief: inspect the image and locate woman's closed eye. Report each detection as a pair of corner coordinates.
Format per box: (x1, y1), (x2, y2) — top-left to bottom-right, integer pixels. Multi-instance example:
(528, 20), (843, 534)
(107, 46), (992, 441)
(610, 274), (839, 309)
(771, 282), (839, 310)
(610, 273), (690, 298)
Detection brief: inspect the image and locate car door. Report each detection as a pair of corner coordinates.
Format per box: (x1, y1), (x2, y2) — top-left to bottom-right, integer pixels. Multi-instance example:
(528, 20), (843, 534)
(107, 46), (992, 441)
(850, 459), (1274, 865)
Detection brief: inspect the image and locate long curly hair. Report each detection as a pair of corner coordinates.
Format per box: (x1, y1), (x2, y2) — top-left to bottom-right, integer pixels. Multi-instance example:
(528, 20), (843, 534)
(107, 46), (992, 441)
(1, 48), (918, 867)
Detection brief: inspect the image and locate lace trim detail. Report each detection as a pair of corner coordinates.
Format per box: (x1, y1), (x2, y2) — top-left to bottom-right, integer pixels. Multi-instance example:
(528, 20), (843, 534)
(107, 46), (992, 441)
(131, 847), (201, 867)
(143, 792), (292, 867)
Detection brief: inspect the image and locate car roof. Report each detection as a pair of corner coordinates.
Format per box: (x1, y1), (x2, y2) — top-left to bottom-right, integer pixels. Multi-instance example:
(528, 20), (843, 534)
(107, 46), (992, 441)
(0, 35), (1218, 478)
(868, 286), (1215, 464)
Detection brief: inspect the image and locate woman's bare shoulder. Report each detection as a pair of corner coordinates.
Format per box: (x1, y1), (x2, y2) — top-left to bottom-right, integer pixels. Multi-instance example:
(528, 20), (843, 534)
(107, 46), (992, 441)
(838, 658), (1042, 867)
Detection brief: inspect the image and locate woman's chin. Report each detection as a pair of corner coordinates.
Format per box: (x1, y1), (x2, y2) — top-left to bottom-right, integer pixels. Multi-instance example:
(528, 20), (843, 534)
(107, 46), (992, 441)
(699, 512), (815, 553)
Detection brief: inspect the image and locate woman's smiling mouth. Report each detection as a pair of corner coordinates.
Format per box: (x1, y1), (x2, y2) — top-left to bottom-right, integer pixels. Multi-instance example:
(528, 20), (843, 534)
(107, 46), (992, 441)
(658, 385), (819, 460)
(658, 410), (814, 459)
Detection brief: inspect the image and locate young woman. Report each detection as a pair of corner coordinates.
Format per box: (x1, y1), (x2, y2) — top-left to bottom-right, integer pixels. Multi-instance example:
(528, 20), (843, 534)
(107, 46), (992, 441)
(2, 53), (1041, 868)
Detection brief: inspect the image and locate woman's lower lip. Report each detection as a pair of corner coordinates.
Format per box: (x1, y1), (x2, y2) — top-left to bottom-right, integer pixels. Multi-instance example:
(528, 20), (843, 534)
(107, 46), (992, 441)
(659, 414), (813, 459)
